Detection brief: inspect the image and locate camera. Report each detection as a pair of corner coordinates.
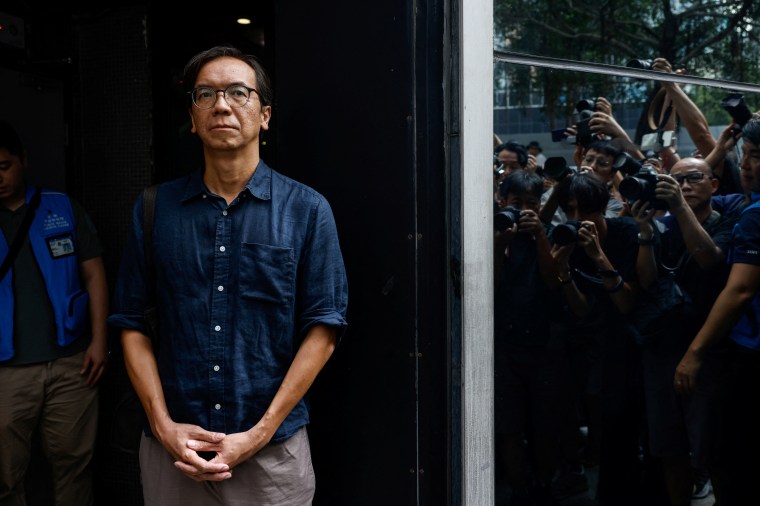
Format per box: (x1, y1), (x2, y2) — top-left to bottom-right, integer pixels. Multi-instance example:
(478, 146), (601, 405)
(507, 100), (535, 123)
(494, 154), (505, 178)
(543, 157), (578, 181)
(565, 99), (597, 147)
(575, 98), (597, 113)
(494, 206), (521, 232)
(626, 59), (654, 70)
(721, 93), (754, 131)
(552, 220), (587, 246)
(618, 164), (668, 210)
(612, 152), (644, 176)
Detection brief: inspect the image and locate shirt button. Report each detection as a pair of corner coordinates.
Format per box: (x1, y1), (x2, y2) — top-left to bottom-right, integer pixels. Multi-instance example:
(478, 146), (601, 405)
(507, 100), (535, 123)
(202, 195), (207, 199)
(219, 246), (226, 252)
(215, 404), (221, 410)
(214, 325), (221, 332)
(213, 365), (220, 372)
(217, 285), (224, 292)
(222, 210), (228, 216)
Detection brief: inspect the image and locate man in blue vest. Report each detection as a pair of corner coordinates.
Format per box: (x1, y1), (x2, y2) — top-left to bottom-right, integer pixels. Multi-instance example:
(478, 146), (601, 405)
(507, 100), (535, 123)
(0, 120), (108, 505)
(675, 117), (760, 505)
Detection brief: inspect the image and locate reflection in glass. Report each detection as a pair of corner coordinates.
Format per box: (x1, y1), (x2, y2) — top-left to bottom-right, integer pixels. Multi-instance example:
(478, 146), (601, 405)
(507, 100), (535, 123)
(492, 47), (760, 505)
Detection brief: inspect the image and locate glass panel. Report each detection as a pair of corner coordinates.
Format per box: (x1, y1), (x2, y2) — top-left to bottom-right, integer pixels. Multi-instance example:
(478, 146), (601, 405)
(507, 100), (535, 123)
(492, 60), (759, 505)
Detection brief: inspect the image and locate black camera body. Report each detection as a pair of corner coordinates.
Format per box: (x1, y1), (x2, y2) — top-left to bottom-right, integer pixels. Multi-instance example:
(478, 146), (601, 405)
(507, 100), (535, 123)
(575, 98), (597, 113)
(543, 157), (578, 181)
(627, 59), (654, 70)
(552, 220), (586, 246)
(494, 206), (521, 232)
(721, 93), (754, 131)
(566, 99), (596, 147)
(619, 165), (668, 210)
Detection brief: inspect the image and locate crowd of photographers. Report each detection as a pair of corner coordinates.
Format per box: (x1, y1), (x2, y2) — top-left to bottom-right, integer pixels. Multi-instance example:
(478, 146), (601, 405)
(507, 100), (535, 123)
(493, 58), (760, 506)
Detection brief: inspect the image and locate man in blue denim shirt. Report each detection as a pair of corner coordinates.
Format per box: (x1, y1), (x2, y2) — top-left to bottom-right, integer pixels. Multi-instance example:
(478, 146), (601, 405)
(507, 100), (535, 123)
(108, 46), (348, 506)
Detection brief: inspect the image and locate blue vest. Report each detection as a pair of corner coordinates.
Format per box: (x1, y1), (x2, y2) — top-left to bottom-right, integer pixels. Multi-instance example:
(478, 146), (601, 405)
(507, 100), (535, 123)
(728, 193), (760, 351)
(0, 186), (89, 361)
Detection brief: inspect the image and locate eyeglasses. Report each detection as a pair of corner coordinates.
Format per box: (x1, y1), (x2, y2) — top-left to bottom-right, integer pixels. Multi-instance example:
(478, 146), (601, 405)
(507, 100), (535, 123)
(189, 84), (260, 109)
(673, 172), (709, 185)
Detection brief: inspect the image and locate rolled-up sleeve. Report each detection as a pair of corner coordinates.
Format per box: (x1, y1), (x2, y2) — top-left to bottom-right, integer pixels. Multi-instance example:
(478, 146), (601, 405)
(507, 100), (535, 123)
(107, 193), (150, 333)
(296, 196), (348, 340)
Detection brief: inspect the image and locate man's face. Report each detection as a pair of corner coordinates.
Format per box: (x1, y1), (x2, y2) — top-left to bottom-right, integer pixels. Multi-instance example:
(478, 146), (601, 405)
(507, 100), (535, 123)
(505, 191), (540, 214)
(740, 140), (760, 194)
(496, 150), (523, 174)
(669, 158), (716, 212)
(582, 149), (613, 181)
(0, 147), (26, 205)
(189, 56), (272, 153)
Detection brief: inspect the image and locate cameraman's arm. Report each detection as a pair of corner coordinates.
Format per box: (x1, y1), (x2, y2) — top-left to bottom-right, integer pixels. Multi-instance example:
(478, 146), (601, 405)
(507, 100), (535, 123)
(676, 262), (760, 394)
(631, 201), (659, 290)
(652, 58), (716, 157)
(519, 211), (558, 288)
(656, 175), (725, 268)
(590, 112), (644, 160)
(551, 244), (591, 318)
(539, 175), (571, 225)
(705, 124), (741, 185)
(579, 224), (636, 314)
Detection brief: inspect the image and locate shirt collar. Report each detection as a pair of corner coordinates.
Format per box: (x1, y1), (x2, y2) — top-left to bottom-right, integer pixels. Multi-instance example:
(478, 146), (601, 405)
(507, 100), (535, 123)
(180, 160), (272, 202)
(751, 192), (760, 204)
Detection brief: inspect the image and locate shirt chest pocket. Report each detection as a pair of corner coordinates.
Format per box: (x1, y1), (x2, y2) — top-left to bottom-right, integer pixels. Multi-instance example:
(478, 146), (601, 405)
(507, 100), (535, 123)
(239, 243), (295, 305)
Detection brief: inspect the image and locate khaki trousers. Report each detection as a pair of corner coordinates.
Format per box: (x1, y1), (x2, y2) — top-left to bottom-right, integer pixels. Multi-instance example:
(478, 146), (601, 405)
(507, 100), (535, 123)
(0, 352), (98, 506)
(139, 426), (315, 506)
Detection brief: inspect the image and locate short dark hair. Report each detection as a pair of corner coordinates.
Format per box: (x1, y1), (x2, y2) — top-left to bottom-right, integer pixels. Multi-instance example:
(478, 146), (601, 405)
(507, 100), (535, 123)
(556, 172), (609, 215)
(584, 139), (620, 159)
(183, 45), (273, 107)
(742, 118), (760, 146)
(494, 141), (528, 167)
(0, 120), (24, 158)
(499, 169), (543, 200)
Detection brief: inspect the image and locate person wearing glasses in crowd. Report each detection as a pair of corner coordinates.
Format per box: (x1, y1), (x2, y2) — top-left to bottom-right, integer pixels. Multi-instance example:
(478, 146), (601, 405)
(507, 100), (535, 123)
(108, 45), (348, 506)
(674, 118), (760, 505)
(0, 120), (109, 504)
(633, 157), (735, 506)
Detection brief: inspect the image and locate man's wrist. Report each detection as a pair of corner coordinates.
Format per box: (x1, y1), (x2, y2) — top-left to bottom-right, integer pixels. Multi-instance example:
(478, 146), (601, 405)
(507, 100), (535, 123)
(637, 232), (654, 245)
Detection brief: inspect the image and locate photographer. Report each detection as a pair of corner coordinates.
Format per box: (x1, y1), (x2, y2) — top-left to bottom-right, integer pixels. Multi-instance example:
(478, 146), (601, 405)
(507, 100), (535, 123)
(493, 170), (568, 505)
(543, 140), (628, 222)
(550, 173), (642, 505)
(675, 118), (760, 504)
(632, 157), (734, 506)
(651, 58), (743, 195)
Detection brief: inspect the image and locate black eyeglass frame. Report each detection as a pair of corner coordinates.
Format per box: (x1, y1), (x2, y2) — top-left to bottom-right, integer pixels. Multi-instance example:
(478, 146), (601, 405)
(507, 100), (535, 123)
(188, 85), (261, 109)
(672, 172), (710, 185)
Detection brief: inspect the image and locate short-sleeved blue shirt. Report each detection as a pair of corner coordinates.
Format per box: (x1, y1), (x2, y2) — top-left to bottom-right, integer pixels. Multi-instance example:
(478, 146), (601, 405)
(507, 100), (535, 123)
(727, 192), (760, 351)
(108, 161), (348, 441)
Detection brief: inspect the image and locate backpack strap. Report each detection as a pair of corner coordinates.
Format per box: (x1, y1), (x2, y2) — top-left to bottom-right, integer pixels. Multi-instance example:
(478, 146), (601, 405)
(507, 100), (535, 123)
(141, 184), (160, 349)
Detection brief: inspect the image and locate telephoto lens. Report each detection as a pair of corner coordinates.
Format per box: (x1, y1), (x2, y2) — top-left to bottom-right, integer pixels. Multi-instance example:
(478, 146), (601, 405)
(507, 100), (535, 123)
(494, 206), (521, 232)
(627, 59), (653, 70)
(552, 220), (583, 246)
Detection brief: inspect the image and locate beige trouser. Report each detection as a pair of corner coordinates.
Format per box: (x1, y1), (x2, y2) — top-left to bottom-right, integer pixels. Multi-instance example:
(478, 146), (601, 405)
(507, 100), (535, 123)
(139, 426), (315, 506)
(0, 352), (98, 506)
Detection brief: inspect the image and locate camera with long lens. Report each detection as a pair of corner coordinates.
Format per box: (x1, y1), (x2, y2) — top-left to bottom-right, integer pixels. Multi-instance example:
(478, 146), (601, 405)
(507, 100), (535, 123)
(616, 156), (668, 210)
(565, 98), (596, 147)
(721, 93), (754, 132)
(494, 206), (521, 232)
(626, 59), (654, 70)
(543, 157), (578, 181)
(552, 220), (587, 246)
